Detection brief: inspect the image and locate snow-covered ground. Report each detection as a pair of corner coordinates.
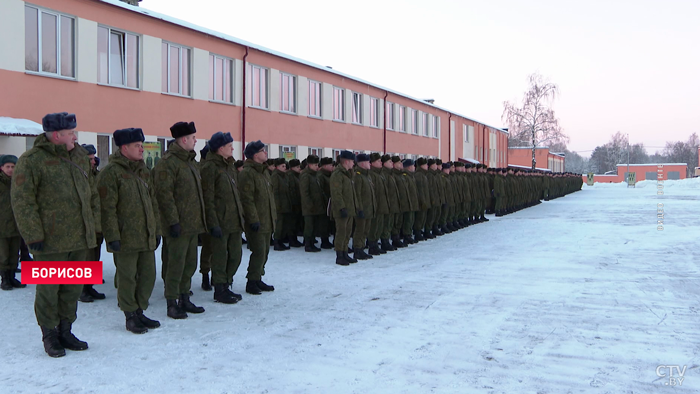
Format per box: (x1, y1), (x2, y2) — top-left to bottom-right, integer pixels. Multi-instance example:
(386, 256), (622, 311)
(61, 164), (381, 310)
(4, 178), (699, 393)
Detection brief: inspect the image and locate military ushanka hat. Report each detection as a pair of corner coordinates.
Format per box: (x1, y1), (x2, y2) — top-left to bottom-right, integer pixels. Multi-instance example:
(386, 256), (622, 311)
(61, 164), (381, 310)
(288, 159), (301, 168)
(402, 158), (414, 167)
(338, 150), (355, 161)
(0, 155), (18, 166)
(416, 157), (427, 166)
(81, 144), (97, 155)
(170, 121), (196, 138)
(42, 112), (77, 132)
(356, 153), (370, 162)
(320, 157), (333, 166)
(306, 155), (320, 164)
(274, 158), (287, 166)
(381, 154), (392, 163)
(245, 140), (266, 159)
(369, 152), (382, 162)
(113, 128), (145, 147)
(391, 156), (401, 163)
(208, 131), (233, 152)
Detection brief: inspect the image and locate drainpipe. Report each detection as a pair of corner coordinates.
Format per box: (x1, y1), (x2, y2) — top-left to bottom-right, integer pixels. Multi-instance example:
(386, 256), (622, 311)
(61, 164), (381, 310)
(447, 112), (452, 161)
(242, 46), (249, 150)
(383, 91), (388, 154)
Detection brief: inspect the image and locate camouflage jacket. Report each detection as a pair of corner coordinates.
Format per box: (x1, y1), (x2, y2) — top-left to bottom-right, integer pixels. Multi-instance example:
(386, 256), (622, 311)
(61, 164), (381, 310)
(404, 171), (419, 212)
(382, 167), (401, 214)
(288, 171), (302, 212)
(440, 172), (454, 206)
(392, 168), (411, 213)
(11, 134), (99, 253)
(369, 166), (389, 215)
(0, 171), (19, 238)
(299, 167), (325, 216)
(330, 165), (357, 219)
(414, 168), (431, 211)
(353, 167), (376, 219)
(153, 142), (206, 236)
(271, 169), (292, 214)
(317, 169), (332, 208)
(238, 159), (277, 233)
(97, 151), (160, 253)
(200, 152), (244, 234)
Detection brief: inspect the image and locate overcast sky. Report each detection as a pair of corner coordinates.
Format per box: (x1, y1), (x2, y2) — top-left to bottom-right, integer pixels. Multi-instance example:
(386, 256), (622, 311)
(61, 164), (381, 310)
(141, 0), (699, 156)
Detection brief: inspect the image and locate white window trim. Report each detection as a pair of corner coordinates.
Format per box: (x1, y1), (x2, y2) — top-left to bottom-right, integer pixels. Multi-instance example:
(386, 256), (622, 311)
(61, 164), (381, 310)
(369, 97), (379, 128)
(209, 53), (234, 104)
(25, 5), (76, 79)
(351, 92), (362, 125)
(249, 64), (269, 109)
(432, 116), (440, 139)
(98, 25), (140, 89)
(280, 72), (297, 114)
(411, 109), (419, 135)
(386, 102), (394, 130)
(163, 42), (191, 97)
(422, 112), (429, 137)
(399, 105), (406, 133)
(333, 87), (345, 121)
(308, 79), (322, 118)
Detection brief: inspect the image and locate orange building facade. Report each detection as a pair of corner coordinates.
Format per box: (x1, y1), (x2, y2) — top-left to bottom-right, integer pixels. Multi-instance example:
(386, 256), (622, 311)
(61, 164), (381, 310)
(0, 0), (509, 167)
(584, 163), (688, 183)
(507, 147), (565, 172)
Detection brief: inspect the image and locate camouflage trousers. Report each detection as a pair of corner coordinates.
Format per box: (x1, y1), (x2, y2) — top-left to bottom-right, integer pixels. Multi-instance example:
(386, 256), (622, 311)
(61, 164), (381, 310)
(392, 212), (404, 236)
(275, 213), (296, 241)
(352, 217), (371, 249)
(383, 212), (398, 239)
(413, 210), (427, 234)
(245, 231), (271, 281)
(402, 212), (415, 236)
(303, 215), (324, 239)
(439, 205), (452, 225)
(199, 233), (212, 274)
(368, 214), (386, 243)
(34, 249), (87, 328)
(0, 236), (20, 271)
(210, 231), (242, 285)
(334, 217), (354, 252)
(114, 251), (156, 313)
(163, 234), (198, 300)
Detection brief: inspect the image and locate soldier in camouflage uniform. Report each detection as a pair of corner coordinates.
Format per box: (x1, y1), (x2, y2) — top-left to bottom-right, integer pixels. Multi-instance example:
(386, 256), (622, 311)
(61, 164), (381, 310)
(287, 159), (304, 247)
(402, 159), (420, 242)
(154, 121), (207, 319)
(79, 144), (106, 302)
(198, 144), (213, 292)
(200, 132), (245, 305)
(438, 162), (454, 233)
(381, 155), (402, 250)
(238, 140), (277, 295)
(429, 159), (445, 237)
(97, 128), (161, 334)
(352, 154), (375, 260)
(271, 158), (292, 251)
(368, 153), (389, 255)
(391, 157), (413, 245)
(330, 151), (358, 266)
(299, 154), (323, 253)
(0, 154), (25, 291)
(12, 112), (98, 357)
(317, 157), (334, 249)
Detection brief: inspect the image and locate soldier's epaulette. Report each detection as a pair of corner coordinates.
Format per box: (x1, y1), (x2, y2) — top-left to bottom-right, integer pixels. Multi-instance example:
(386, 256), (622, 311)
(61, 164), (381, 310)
(356, 171), (361, 175)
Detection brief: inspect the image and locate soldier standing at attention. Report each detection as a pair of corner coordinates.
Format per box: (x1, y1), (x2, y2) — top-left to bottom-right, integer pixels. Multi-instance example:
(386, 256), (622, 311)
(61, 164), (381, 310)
(287, 159), (304, 247)
(299, 154), (323, 253)
(391, 157), (410, 246)
(198, 145), (213, 292)
(200, 132), (245, 305)
(12, 112), (99, 357)
(412, 158), (430, 241)
(79, 144), (106, 303)
(402, 159), (419, 243)
(154, 121), (207, 319)
(330, 151), (358, 266)
(367, 153), (389, 256)
(351, 154), (375, 260)
(271, 158), (292, 251)
(97, 128), (161, 333)
(238, 141), (276, 295)
(0, 154), (25, 291)
(382, 155), (402, 249)
(317, 157), (334, 249)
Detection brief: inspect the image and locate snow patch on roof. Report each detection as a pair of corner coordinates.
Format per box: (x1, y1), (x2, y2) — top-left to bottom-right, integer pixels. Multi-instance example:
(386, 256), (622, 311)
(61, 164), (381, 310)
(0, 117), (44, 137)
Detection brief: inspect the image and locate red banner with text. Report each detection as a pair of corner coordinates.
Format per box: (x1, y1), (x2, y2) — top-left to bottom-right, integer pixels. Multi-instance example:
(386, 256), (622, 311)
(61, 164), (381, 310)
(21, 261), (103, 285)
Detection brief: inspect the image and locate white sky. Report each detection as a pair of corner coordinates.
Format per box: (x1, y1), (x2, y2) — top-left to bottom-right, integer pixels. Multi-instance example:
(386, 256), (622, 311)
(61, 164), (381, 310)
(140, 0), (700, 156)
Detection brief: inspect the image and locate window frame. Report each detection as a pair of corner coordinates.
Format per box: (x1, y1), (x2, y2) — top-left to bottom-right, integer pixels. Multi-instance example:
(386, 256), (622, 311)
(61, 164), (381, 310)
(399, 106), (406, 132)
(98, 25), (140, 89)
(162, 41), (191, 97)
(411, 109), (419, 135)
(433, 116), (440, 138)
(208, 53), (234, 103)
(24, 5), (76, 79)
(249, 64), (269, 109)
(386, 102), (394, 130)
(279, 72), (297, 114)
(423, 112), (429, 137)
(351, 92), (362, 125)
(308, 79), (322, 118)
(369, 97), (379, 128)
(333, 87), (345, 121)
(308, 147), (323, 157)
(279, 145), (297, 160)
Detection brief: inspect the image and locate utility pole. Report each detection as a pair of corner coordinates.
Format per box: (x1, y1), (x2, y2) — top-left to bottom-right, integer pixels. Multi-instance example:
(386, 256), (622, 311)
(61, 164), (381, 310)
(626, 133), (631, 188)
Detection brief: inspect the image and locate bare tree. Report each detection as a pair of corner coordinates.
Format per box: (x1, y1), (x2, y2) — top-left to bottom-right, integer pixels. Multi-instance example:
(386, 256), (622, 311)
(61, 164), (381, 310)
(662, 133), (699, 176)
(502, 73), (569, 170)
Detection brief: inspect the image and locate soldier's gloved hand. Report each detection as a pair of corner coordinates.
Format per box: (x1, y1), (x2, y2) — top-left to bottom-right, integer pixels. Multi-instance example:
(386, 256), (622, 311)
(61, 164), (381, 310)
(156, 235), (161, 249)
(210, 226), (223, 238)
(28, 241), (44, 252)
(358, 210), (365, 219)
(249, 222), (260, 232)
(108, 241), (121, 252)
(340, 208), (348, 218)
(441, 203), (448, 210)
(170, 223), (182, 238)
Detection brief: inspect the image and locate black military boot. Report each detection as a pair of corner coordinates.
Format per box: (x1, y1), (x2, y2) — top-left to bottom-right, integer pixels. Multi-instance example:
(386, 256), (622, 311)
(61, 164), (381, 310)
(288, 237), (303, 248)
(273, 240), (290, 251)
(344, 251), (358, 264)
(320, 237), (334, 249)
(257, 280), (275, 292)
(41, 327), (66, 358)
(376, 241), (388, 254)
(246, 280), (262, 295)
(1, 270), (12, 291)
(124, 311), (148, 334)
(136, 309), (160, 329)
(368, 241), (382, 256)
(179, 293), (205, 313)
(354, 248), (373, 260)
(392, 235), (406, 248)
(85, 285), (105, 300)
(167, 299), (187, 319)
(380, 238), (393, 252)
(304, 238), (321, 252)
(214, 283), (238, 304)
(57, 320), (88, 351)
(201, 272), (212, 291)
(481, 215), (489, 222)
(335, 250), (349, 266)
(227, 283), (243, 301)
(8, 270), (26, 288)
(432, 225), (443, 236)
(78, 287), (94, 303)
(414, 230), (425, 242)
(441, 224), (452, 234)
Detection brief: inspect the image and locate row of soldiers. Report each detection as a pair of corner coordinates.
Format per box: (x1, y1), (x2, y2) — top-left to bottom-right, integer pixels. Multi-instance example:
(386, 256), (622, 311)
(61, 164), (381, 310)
(1, 111), (582, 357)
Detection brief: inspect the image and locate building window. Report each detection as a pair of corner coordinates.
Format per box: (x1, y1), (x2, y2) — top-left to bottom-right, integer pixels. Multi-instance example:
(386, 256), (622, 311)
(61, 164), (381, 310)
(423, 113), (429, 137)
(25, 5), (75, 78)
(332, 149), (342, 160)
(411, 110), (419, 135)
(433, 116), (439, 138)
(386, 102), (394, 130)
(308, 147), (323, 157)
(463, 124), (468, 143)
(308, 80), (321, 117)
(351, 92), (362, 124)
(280, 73), (296, 113)
(162, 42), (190, 96)
(370, 97), (379, 127)
(97, 27), (139, 88)
(279, 145), (297, 160)
(399, 106), (406, 132)
(333, 87), (344, 121)
(248, 64), (268, 109)
(209, 54), (233, 103)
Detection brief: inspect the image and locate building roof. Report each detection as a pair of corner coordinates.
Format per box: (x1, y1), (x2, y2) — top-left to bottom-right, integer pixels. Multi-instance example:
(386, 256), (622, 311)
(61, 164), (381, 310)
(0, 117), (44, 137)
(615, 163), (687, 167)
(508, 164), (552, 172)
(459, 157), (480, 165)
(97, 0), (508, 134)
